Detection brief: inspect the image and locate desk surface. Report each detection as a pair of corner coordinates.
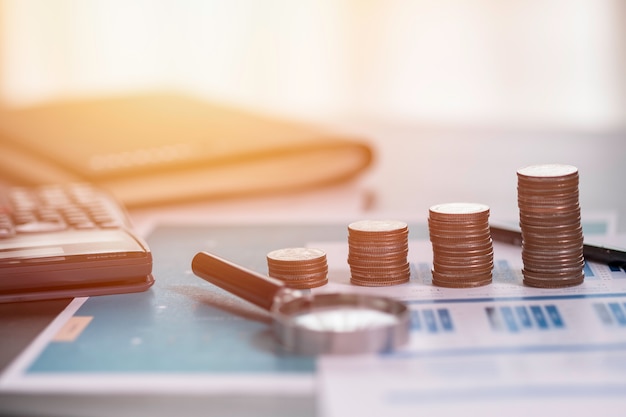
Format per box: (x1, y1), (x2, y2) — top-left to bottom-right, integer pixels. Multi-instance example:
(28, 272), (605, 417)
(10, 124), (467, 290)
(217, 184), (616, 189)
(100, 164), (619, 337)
(1, 126), (625, 417)
(3, 221), (626, 417)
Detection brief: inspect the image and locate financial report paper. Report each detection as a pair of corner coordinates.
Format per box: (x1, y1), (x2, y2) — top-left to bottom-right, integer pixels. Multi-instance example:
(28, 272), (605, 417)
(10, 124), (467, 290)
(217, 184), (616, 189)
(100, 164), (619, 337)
(1, 223), (625, 417)
(311, 239), (626, 417)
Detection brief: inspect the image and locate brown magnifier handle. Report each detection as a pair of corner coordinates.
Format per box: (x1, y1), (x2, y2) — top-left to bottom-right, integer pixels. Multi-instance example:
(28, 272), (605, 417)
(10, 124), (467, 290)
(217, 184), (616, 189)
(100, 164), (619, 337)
(191, 251), (286, 311)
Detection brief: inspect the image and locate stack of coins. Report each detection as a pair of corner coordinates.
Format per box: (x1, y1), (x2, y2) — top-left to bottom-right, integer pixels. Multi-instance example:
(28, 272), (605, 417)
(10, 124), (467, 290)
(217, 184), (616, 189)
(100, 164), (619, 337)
(428, 203), (493, 288)
(347, 220), (410, 286)
(517, 164), (584, 288)
(266, 247), (328, 289)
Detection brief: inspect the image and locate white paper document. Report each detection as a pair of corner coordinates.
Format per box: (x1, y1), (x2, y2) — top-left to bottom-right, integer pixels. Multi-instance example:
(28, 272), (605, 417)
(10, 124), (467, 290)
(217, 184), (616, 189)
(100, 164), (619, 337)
(311, 240), (626, 417)
(2, 224), (626, 417)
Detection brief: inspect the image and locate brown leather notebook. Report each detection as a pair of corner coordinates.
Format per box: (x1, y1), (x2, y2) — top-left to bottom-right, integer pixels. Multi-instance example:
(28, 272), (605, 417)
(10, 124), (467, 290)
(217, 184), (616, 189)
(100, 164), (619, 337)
(0, 92), (373, 207)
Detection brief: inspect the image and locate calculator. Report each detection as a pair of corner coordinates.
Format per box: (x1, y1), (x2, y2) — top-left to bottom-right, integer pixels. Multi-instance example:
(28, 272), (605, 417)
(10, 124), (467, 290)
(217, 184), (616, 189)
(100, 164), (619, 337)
(0, 183), (153, 302)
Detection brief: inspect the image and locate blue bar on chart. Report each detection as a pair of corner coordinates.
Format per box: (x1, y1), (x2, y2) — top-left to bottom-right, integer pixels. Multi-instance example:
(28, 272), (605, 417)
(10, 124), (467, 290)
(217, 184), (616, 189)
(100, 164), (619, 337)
(437, 308), (454, 332)
(545, 305), (564, 328)
(487, 305), (565, 332)
(608, 303), (626, 326)
(409, 308), (455, 333)
(515, 306), (533, 329)
(608, 263), (626, 275)
(410, 310), (422, 331)
(530, 306), (549, 329)
(494, 260), (517, 282)
(500, 306), (519, 333)
(422, 309), (438, 333)
(417, 263), (432, 284)
(485, 306), (502, 331)
(593, 303), (614, 325)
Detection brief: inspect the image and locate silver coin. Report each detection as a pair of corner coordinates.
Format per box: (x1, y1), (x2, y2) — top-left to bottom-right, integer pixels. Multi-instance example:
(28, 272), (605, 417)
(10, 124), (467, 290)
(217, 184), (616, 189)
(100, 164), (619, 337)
(348, 220), (408, 233)
(267, 247), (326, 263)
(517, 164), (578, 179)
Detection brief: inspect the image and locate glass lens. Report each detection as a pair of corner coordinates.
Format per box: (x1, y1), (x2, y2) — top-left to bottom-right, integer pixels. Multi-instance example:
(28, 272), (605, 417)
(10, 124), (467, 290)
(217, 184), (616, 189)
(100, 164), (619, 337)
(291, 306), (399, 332)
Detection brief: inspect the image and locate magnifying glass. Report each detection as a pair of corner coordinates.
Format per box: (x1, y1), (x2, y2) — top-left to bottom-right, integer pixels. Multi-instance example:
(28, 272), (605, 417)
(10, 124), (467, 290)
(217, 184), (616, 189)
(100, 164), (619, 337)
(191, 251), (410, 355)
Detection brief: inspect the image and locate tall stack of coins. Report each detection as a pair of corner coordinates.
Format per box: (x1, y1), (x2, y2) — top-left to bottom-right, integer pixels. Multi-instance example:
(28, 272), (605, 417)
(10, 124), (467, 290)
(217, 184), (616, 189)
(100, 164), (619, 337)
(266, 247), (328, 289)
(428, 203), (493, 288)
(517, 164), (584, 287)
(347, 220), (410, 286)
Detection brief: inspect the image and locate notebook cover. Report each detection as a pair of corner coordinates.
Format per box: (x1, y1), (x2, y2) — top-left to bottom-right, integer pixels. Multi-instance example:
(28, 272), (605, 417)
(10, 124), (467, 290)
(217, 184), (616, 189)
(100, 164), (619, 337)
(0, 92), (373, 206)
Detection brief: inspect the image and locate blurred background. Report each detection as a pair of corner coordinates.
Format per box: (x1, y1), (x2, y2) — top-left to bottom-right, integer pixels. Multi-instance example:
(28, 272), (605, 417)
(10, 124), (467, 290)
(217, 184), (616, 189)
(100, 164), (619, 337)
(1, 0), (625, 230)
(1, 0), (625, 129)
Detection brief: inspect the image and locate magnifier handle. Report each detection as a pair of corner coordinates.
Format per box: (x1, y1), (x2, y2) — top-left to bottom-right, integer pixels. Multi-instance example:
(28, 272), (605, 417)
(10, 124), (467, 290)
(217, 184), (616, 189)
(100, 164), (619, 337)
(191, 251), (285, 311)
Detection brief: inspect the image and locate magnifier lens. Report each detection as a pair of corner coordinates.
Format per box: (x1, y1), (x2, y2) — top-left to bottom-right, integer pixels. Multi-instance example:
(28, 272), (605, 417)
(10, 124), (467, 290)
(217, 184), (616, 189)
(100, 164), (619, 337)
(292, 306), (400, 332)
(274, 293), (410, 354)
(191, 251), (410, 355)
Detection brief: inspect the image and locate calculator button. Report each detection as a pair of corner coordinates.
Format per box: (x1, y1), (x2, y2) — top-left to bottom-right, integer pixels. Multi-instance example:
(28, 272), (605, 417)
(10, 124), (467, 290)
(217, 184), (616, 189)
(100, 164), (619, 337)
(13, 211), (37, 224)
(72, 222), (97, 230)
(97, 219), (123, 228)
(38, 210), (64, 223)
(4, 184), (128, 235)
(66, 215), (91, 225)
(63, 211), (90, 223)
(0, 228), (15, 238)
(15, 221), (67, 233)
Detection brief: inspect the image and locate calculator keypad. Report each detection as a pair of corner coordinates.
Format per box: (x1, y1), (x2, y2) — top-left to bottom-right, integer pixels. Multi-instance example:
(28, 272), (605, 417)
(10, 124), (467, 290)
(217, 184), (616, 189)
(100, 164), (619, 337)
(1, 184), (127, 238)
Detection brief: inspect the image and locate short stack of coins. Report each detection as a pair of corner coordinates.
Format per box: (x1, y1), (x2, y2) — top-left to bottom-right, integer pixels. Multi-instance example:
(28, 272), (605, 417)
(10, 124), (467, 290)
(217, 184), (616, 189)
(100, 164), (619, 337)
(266, 247), (328, 289)
(347, 220), (410, 286)
(428, 203), (493, 288)
(517, 164), (584, 288)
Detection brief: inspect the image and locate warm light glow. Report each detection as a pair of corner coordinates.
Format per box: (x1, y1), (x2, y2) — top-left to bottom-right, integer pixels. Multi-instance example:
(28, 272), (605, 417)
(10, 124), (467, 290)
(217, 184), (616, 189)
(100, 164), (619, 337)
(1, 0), (624, 129)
